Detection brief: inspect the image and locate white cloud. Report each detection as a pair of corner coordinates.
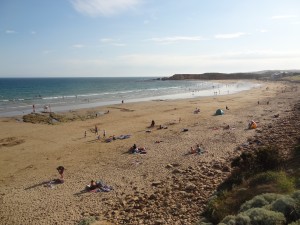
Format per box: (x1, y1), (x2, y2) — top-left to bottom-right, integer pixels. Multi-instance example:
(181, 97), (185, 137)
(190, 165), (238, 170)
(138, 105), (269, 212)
(43, 50), (54, 54)
(112, 43), (126, 47)
(70, 0), (141, 17)
(72, 44), (85, 48)
(117, 50), (300, 67)
(5, 30), (16, 34)
(146, 36), (207, 43)
(271, 15), (298, 20)
(65, 59), (109, 66)
(259, 29), (268, 33)
(100, 38), (125, 46)
(62, 50), (300, 76)
(214, 32), (247, 39)
(100, 38), (114, 43)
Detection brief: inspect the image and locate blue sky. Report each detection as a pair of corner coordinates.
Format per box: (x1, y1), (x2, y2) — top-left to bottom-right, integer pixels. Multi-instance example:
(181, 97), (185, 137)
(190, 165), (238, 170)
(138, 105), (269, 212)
(1, 0), (300, 77)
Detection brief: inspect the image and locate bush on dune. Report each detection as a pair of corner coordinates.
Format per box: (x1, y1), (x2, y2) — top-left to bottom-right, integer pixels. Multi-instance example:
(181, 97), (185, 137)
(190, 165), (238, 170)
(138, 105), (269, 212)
(220, 208), (286, 225)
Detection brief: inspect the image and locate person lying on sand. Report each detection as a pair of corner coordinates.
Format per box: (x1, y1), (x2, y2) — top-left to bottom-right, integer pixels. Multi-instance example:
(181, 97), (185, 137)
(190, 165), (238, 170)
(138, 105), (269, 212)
(130, 144), (147, 154)
(86, 180), (113, 192)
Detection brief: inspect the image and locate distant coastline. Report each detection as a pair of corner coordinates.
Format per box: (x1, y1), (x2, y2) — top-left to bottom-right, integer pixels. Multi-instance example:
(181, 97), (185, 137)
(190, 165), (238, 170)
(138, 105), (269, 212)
(160, 70), (300, 81)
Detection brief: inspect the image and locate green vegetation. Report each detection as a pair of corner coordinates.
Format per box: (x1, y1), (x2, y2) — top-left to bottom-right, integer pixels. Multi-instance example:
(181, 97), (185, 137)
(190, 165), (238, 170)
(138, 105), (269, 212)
(77, 217), (96, 225)
(201, 142), (300, 224)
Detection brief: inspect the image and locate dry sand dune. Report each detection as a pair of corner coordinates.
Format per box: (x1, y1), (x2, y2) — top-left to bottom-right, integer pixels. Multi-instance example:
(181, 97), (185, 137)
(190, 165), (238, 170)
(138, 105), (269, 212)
(0, 80), (299, 225)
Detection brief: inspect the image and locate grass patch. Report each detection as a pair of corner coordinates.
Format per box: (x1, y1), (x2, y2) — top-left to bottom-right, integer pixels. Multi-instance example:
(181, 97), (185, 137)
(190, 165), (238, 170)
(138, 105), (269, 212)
(249, 171), (295, 193)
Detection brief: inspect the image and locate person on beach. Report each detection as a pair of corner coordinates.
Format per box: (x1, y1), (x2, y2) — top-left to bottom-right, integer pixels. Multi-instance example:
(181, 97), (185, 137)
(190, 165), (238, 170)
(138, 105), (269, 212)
(196, 144), (205, 154)
(56, 166), (65, 179)
(248, 120), (257, 129)
(95, 125), (98, 135)
(89, 180), (98, 191)
(32, 104), (35, 113)
(190, 147), (196, 154)
(103, 130), (106, 138)
(150, 120), (155, 127)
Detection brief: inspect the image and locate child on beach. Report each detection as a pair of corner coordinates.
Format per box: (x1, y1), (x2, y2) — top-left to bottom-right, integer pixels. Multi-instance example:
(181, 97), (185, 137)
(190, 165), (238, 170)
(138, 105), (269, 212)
(56, 166), (65, 179)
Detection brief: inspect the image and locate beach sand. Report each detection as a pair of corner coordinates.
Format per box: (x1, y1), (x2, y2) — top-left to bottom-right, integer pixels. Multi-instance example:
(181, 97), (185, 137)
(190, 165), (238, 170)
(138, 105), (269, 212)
(0, 80), (299, 225)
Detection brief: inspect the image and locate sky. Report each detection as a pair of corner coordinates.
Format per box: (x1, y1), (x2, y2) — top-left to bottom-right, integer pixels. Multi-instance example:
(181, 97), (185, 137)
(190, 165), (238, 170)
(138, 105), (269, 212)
(0, 0), (300, 77)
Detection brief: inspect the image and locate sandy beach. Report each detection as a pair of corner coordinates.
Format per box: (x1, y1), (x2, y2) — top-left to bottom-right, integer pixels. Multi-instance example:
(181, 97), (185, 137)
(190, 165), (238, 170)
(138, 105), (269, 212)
(0, 80), (299, 225)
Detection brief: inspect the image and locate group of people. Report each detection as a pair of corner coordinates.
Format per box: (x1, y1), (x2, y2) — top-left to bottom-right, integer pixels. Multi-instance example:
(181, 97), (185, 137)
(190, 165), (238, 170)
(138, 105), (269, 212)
(53, 166), (113, 193)
(190, 144), (206, 154)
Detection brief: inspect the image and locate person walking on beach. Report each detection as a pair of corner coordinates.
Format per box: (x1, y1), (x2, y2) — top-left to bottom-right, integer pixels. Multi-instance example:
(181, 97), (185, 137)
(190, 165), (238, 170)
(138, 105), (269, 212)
(103, 130), (106, 138)
(95, 125), (98, 135)
(84, 131), (87, 138)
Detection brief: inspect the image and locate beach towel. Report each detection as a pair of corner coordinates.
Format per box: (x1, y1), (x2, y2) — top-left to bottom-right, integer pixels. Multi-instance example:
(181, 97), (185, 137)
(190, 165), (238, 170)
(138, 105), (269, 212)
(117, 134), (131, 139)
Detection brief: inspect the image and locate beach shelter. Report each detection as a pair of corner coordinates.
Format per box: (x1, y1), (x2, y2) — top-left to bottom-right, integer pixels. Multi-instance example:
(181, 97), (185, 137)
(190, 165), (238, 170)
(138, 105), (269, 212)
(215, 109), (224, 115)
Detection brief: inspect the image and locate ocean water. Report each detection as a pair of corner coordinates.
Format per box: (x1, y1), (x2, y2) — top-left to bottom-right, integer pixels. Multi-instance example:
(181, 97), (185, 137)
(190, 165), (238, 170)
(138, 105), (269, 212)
(0, 77), (259, 117)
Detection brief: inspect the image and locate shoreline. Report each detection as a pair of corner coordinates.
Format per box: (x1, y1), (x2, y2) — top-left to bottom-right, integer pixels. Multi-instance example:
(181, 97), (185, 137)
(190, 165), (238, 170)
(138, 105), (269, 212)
(0, 80), (298, 225)
(0, 80), (260, 118)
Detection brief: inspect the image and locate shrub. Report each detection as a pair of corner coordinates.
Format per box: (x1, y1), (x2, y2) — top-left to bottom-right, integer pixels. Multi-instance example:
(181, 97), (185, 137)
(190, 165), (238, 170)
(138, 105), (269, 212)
(248, 171), (295, 193)
(240, 193), (282, 212)
(78, 217), (96, 225)
(288, 219), (300, 225)
(242, 208), (286, 225)
(292, 190), (300, 201)
(255, 146), (283, 171)
(220, 214), (251, 225)
(220, 208), (286, 225)
(269, 196), (300, 223)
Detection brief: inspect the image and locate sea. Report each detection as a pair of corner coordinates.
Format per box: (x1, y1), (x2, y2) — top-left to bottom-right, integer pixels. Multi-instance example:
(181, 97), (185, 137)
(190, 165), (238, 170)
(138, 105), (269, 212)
(0, 77), (260, 117)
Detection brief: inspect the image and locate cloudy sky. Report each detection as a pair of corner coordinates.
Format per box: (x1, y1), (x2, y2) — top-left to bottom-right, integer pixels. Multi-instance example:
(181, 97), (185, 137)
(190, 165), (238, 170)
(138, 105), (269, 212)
(1, 0), (300, 77)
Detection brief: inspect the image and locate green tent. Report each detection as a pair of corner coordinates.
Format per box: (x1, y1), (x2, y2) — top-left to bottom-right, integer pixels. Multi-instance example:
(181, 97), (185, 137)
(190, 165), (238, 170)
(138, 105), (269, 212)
(215, 109), (224, 115)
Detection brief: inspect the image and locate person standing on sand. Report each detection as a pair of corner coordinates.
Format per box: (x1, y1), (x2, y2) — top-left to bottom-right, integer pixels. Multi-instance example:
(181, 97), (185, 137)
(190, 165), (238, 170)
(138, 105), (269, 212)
(84, 131), (87, 138)
(103, 130), (106, 138)
(32, 104), (35, 113)
(95, 125), (98, 135)
(56, 166), (65, 179)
